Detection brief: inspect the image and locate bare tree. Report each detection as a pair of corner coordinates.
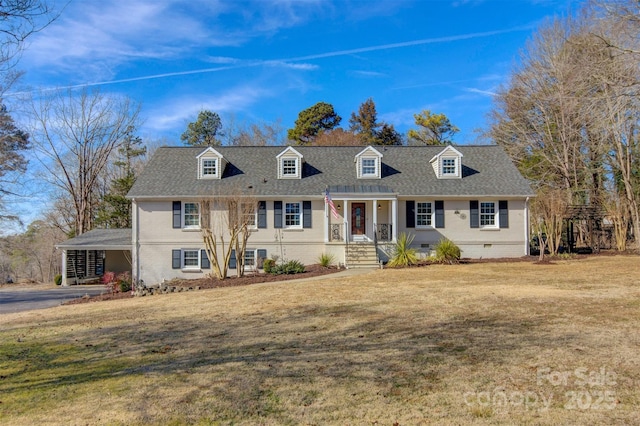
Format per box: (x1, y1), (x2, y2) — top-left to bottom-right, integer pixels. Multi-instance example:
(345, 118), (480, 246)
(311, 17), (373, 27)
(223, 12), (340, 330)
(530, 188), (568, 258)
(28, 88), (140, 236)
(200, 191), (257, 280)
(224, 116), (285, 146)
(0, 1), (64, 72)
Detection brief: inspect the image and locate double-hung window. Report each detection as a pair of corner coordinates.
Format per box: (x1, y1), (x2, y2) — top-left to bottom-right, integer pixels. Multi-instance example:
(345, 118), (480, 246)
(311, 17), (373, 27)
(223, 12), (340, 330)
(183, 202), (200, 229)
(442, 158), (457, 175)
(241, 202), (257, 228)
(361, 158), (377, 177)
(182, 249), (200, 269)
(416, 202), (433, 227)
(282, 158), (298, 177)
(480, 202), (497, 228)
(202, 158), (217, 177)
(285, 202), (301, 228)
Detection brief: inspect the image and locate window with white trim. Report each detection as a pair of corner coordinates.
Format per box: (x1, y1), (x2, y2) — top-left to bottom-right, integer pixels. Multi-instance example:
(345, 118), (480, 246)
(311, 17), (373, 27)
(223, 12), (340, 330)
(442, 157), (457, 175)
(361, 157), (377, 177)
(182, 249), (200, 269)
(480, 202), (497, 228)
(282, 158), (298, 176)
(202, 158), (217, 177)
(285, 202), (301, 228)
(416, 201), (433, 227)
(183, 202), (200, 228)
(244, 250), (256, 267)
(241, 202), (257, 228)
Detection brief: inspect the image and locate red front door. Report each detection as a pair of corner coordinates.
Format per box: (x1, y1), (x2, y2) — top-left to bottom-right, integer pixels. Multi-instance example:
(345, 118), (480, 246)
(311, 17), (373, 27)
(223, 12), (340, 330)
(351, 203), (366, 235)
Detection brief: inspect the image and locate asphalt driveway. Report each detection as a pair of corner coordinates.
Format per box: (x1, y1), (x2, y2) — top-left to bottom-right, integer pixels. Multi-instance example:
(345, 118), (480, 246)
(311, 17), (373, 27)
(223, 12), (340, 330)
(0, 285), (108, 314)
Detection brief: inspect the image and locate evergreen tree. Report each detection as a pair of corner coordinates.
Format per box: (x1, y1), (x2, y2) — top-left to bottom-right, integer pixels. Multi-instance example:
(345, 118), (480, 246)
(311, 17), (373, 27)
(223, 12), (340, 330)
(95, 128), (146, 228)
(181, 110), (223, 146)
(287, 102), (341, 145)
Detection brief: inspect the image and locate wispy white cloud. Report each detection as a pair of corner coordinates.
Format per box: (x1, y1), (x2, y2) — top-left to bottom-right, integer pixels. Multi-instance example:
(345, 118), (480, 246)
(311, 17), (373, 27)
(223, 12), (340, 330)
(352, 70), (387, 78)
(144, 85), (271, 133)
(22, 23), (535, 93)
(463, 87), (498, 96)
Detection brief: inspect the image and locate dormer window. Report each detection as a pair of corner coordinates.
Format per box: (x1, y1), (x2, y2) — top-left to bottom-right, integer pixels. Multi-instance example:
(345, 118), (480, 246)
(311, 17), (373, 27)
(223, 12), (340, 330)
(277, 146), (303, 179)
(355, 146), (383, 179)
(361, 158), (377, 176)
(282, 158), (298, 176)
(202, 158), (218, 177)
(197, 147), (225, 179)
(442, 157), (458, 176)
(430, 146), (463, 179)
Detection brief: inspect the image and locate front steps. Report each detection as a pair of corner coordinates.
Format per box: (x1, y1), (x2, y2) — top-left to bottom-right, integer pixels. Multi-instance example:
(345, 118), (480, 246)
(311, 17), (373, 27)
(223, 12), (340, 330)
(345, 243), (379, 269)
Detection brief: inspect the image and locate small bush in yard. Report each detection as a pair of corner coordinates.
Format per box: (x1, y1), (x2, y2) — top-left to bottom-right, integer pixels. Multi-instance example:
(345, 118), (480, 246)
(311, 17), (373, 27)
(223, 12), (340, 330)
(54, 274), (62, 286)
(271, 260), (305, 275)
(117, 272), (132, 293)
(101, 271), (116, 285)
(387, 232), (419, 267)
(263, 258), (275, 273)
(434, 238), (461, 264)
(317, 253), (335, 268)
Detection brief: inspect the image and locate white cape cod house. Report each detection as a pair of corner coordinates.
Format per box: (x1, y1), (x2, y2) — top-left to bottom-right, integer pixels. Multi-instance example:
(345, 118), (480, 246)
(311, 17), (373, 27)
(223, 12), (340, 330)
(124, 144), (534, 286)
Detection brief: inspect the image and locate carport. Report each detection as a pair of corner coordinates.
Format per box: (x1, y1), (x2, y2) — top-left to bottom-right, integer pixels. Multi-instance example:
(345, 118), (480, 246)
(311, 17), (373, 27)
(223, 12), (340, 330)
(56, 229), (132, 286)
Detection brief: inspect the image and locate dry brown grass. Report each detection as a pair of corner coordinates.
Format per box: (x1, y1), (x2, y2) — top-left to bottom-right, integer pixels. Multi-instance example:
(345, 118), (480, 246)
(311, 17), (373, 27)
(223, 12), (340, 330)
(1, 255), (639, 425)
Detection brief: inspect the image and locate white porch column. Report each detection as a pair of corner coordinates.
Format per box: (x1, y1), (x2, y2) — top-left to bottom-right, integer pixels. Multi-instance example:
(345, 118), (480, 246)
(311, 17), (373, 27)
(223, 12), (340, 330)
(61, 249), (68, 286)
(372, 198), (378, 238)
(324, 198), (329, 243)
(344, 199), (349, 242)
(391, 199), (398, 242)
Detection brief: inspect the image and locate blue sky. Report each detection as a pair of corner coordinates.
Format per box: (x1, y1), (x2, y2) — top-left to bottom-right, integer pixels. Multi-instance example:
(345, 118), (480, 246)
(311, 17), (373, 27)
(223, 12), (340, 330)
(13, 0), (580, 145)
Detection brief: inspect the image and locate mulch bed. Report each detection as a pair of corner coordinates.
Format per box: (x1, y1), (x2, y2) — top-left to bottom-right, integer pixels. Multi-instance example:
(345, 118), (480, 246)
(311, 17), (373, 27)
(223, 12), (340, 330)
(64, 264), (343, 305)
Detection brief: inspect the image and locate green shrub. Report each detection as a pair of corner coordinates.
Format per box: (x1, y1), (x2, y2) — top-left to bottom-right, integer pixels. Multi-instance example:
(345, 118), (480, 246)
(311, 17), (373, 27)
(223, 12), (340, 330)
(263, 258), (275, 273)
(317, 253), (335, 268)
(387, 232), (419, 267)
(54, 274), (63, 286)
(271, 259), (305, 275)
(117, 272), (132, 293)
(434, 238), (461, 264)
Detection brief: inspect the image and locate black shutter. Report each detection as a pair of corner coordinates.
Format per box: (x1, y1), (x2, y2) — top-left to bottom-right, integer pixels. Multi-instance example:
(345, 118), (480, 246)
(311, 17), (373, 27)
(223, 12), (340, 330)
(435, 200), (445, 228)
(257, 201), (267, 228)
(303, 201), (312, 228)
(406, 200), (415, 228)
(172, 249), (181, 269)
(257, 249), (267, 268)
(172, 201), (181, 229)
(201, 250), (210, 269)
(274, 201), (283, 228)
(499, 200), (509, 229)
(470, 200), (479, 228)
(229, 249), (236, 269)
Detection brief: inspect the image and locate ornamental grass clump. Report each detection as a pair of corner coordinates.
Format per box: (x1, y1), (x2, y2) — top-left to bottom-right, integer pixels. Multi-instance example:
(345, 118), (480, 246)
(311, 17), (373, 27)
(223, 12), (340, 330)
(317, 253), (335, 268)
(434, 238), (461, 264)
(387, 232), (419, 267)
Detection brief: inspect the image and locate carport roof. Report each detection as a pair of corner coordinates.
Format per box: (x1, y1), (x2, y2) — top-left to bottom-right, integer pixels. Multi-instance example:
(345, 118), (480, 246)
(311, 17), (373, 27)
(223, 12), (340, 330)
(56, 229), (132, 251)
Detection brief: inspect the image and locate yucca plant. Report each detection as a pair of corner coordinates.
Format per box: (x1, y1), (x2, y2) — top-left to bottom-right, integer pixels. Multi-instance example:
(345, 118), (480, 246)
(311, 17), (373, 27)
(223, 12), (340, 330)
(387, 232), (419, 267)
(434, 238), (461, 264)
(317, 253), (335, 268)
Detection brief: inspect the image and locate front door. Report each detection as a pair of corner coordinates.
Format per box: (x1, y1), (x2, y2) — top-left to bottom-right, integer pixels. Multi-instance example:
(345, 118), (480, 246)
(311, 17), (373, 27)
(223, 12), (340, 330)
(351, 203), (366, 236)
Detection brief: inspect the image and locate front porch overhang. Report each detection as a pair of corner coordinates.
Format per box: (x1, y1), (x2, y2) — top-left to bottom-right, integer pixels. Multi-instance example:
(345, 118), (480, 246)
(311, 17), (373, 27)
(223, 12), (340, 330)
(324, 185), (398, 244)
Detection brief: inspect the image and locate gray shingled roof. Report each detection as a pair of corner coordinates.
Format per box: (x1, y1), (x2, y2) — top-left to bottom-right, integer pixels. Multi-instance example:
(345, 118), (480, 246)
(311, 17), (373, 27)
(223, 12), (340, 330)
(127, 145), (534, 199)
(56, 228), (132, 250)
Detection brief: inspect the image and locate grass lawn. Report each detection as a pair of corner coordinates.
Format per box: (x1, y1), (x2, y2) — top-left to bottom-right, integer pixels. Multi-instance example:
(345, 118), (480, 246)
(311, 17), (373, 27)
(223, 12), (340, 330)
(1, 255), (639, 425)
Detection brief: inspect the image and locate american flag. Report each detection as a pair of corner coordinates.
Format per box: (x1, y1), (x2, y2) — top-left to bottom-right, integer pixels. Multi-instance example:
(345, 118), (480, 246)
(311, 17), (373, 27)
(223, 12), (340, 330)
(325, 189), (340, 220)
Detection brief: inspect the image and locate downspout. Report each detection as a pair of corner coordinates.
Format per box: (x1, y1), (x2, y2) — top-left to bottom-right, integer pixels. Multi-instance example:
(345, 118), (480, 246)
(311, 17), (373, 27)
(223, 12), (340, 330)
(132, 198), (140, 287)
